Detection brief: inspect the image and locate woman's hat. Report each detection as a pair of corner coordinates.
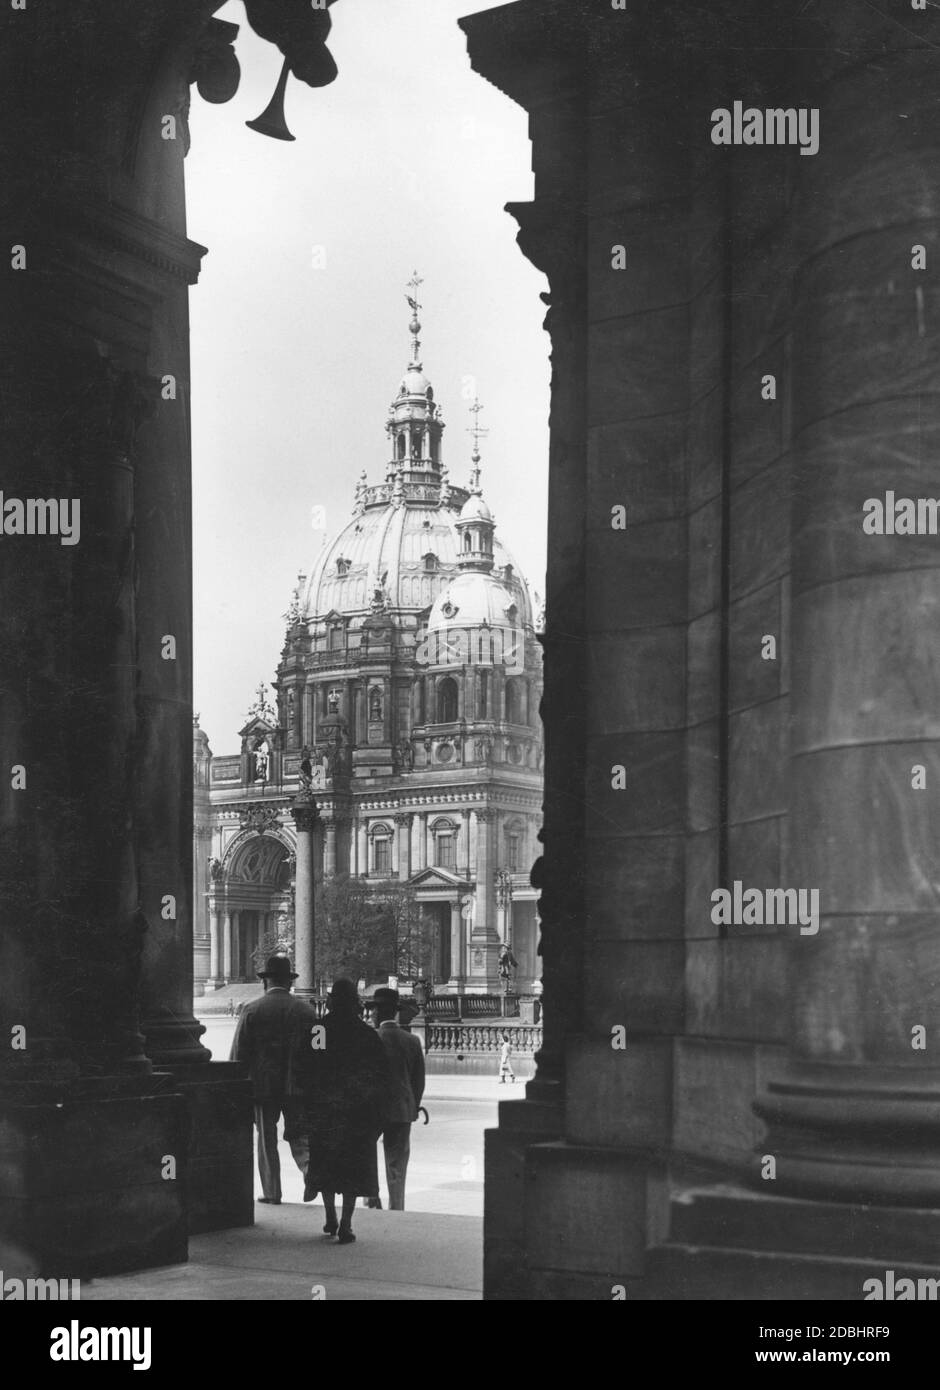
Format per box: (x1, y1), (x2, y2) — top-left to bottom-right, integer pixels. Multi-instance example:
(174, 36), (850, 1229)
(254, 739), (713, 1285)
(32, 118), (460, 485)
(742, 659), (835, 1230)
(258, 953), (297, 981)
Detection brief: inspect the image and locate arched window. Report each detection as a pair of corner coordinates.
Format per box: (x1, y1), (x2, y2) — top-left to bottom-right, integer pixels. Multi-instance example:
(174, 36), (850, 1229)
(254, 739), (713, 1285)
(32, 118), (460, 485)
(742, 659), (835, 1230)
(370, 824), (392, 876)
(463, 532), (472, 553)
(432, 818), (457, 870)
(437, 676), (458, 723)
(423, 552), (438, 572)
(505, 820), (525, 873)
(417, 676), (427, 725)
(506, 677), (524, 726)
(397, 433), (406, 459)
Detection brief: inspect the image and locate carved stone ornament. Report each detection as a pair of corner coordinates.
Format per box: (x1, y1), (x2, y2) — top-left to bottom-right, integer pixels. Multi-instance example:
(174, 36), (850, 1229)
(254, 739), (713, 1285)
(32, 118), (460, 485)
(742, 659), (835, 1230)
(240, 802), (281, 836)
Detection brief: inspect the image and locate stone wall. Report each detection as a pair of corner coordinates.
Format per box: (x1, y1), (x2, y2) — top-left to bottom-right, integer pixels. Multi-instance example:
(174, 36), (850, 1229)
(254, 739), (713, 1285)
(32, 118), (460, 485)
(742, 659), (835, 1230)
(464, 0), (940, 1299)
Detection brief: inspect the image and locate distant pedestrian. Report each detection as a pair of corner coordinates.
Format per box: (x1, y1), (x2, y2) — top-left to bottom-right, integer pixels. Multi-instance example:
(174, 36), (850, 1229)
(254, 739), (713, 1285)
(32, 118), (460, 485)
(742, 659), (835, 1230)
(498, 1031), (516, 1083)
(289, 978), (391, 1244)
(230, 954), (317, 1205)
(373, 987), (425, 1210)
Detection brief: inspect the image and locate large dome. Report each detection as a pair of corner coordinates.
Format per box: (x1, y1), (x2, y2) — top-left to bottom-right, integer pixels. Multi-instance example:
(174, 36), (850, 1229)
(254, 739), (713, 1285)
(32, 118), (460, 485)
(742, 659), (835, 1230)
(301, 499), (532, 626)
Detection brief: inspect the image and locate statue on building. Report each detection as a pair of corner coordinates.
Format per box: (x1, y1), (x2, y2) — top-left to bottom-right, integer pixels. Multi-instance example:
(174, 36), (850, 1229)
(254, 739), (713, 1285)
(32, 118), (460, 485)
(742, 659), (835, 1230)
(369, 686), (383, 721)
(327, 688), (341, 715)
(399, 741), (414, 770)
(498, 944), (518, 981)
(475, 736), (493, 764)
(207, 856), (223, 882)
(253, 739), (270, 782)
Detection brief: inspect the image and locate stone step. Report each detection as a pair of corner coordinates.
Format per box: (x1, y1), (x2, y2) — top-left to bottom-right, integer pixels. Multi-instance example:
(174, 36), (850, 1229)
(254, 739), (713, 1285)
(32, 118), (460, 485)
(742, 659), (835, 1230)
(641, 1243), (940, 1301)
(669, 1183), (940, 1265)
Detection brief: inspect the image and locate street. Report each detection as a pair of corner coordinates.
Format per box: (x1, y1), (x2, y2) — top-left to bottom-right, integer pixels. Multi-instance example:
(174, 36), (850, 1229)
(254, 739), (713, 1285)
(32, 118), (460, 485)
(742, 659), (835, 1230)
(199, 1015), (505, 1217)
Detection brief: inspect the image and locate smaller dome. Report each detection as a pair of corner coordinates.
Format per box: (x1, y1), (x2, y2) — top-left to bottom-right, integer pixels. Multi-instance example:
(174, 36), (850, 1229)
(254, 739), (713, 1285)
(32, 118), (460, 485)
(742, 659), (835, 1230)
(399, 368), (430, 397)
(427, 571), (518, 632)
(459, 492), (492, 522)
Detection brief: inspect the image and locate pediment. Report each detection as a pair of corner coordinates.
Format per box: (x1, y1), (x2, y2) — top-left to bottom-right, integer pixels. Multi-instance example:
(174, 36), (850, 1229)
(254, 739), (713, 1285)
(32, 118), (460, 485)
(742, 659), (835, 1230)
(409, 866), (469, 890)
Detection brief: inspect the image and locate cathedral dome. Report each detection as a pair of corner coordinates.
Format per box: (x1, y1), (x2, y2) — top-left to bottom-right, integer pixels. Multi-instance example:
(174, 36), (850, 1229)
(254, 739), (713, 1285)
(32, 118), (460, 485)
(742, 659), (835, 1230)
(301, 500), (531, 626)
(298, 280), (533, 632)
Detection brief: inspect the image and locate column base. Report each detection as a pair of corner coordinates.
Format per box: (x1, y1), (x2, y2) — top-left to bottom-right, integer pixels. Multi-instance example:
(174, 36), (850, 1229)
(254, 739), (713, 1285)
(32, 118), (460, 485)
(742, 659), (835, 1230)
(0, 1074), (188, 1278)
(168, 1062), (254, 1234)
(143, 1010), (211, 1067)
(754, 1063), (940, 1206)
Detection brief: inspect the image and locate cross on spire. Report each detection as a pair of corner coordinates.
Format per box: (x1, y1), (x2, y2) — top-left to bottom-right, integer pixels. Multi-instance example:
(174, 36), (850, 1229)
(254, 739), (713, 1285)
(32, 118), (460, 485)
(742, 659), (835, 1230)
(467, 396), (488, 491)
(405, 270), (424, 365)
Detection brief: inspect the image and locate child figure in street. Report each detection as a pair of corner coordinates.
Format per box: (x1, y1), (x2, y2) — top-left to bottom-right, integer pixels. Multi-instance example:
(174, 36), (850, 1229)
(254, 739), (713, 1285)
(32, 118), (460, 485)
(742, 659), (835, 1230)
(498, 1031), (516, 1084)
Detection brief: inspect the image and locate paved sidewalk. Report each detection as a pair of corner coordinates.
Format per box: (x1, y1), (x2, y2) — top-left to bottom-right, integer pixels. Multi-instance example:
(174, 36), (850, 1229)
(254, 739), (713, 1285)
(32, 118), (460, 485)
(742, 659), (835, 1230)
(81, 1206), (481, 1301)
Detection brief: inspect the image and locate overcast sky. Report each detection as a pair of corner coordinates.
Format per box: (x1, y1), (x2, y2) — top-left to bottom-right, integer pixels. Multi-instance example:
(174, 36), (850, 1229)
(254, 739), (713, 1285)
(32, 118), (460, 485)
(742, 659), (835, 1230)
(188, 0), (549, 752)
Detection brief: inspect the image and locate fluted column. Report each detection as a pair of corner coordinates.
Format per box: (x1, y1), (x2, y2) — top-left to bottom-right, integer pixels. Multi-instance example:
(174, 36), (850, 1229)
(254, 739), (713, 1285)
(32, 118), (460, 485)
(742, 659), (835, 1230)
(754, 49), (940, 1204)
(417, 811), (428, 871)
(222, 909), (232, 985)
(356, 819), (368, 876)
(395, 812), (412, 881)
(460, 808), (472, 878)
(292, 797), (320, 998)
(322, 816), (337, 878)
(208, 905), (220, 989)
(449, 900), (466, 990)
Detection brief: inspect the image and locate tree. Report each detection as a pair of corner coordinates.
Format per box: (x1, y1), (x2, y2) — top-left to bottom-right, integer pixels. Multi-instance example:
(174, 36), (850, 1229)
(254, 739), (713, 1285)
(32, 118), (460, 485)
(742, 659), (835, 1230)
(316, 873), (388, 986)
(367, 879), (436, 981)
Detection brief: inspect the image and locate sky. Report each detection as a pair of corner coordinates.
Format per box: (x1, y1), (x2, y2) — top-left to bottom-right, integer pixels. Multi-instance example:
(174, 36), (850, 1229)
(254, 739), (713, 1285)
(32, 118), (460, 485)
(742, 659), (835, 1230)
(187, 0), (549, 751)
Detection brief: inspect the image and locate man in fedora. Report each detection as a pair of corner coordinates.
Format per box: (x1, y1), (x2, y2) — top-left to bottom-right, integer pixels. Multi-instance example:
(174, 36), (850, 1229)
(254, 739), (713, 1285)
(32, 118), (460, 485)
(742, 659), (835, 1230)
(230, 954), (317, 1205)
(372, 987), (425, 1210)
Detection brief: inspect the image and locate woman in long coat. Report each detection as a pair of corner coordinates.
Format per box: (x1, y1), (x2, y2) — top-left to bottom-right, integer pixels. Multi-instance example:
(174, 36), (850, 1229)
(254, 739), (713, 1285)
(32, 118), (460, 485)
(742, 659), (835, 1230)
(289, 977), (390, 1243)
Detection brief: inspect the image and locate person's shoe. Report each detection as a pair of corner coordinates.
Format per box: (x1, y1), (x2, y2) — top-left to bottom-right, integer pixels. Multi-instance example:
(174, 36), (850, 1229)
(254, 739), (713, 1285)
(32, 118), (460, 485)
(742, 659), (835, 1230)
(257, 1197), (281, 1205)
(322, 1222), (338, 1237)
(337, 1226), (356, 1244)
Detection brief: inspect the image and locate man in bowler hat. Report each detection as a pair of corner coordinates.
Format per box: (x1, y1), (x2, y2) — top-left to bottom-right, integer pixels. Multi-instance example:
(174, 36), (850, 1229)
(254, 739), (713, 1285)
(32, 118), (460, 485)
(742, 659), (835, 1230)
(230, 953), (317, 1204)
(372, 987), (425, 1210)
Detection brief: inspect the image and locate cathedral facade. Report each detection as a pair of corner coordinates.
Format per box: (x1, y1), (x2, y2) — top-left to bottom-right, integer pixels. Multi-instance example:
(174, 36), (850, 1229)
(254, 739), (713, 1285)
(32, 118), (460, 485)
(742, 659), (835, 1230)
(194, 296), (543, 997)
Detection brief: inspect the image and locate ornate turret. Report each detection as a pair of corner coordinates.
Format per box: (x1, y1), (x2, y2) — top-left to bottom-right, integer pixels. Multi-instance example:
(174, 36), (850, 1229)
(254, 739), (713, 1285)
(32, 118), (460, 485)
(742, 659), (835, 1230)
(454, 398), (496, 573)
(385, 270), (447, 482)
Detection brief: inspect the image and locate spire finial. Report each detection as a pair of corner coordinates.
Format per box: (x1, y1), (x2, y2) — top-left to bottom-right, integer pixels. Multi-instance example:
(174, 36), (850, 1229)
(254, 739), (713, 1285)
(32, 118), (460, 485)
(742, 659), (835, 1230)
(406, 270), (424, 366)
(467, 396), (488, 492)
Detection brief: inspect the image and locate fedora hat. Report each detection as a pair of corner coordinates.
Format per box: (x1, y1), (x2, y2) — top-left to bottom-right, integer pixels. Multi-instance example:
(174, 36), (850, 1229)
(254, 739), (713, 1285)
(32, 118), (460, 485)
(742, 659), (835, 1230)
(258, 953), (297, 981)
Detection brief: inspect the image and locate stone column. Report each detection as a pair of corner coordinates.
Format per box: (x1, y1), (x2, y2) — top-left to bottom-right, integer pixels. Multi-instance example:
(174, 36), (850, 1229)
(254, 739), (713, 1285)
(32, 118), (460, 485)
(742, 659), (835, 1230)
(460, 808), (472, 878)
(395, 813), (412, 881)
(208, 905), (221, 989)
(356, 819), (368, 877)
(222, 910), (232, 985)
(416, 811), (429, 871)
(292, 798), (320, 999)
(322, 817), (337, 878)
(449, 900), (466, 990)
(754, 48), (940, 1205)
(231, 910), (240, 981)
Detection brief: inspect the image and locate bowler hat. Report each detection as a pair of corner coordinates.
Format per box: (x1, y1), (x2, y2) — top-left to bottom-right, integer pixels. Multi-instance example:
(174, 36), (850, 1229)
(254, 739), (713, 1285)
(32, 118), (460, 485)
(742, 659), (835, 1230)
(258, 953), (297, 981)
(372, 986), (400, 1009)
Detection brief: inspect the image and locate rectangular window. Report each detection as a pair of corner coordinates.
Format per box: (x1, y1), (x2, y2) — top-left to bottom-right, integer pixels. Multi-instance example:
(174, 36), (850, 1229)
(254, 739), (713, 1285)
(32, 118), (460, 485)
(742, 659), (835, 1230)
(437, 835), (455, 869)
(373, 838), (390, 875)
(508, 836), (520, 872)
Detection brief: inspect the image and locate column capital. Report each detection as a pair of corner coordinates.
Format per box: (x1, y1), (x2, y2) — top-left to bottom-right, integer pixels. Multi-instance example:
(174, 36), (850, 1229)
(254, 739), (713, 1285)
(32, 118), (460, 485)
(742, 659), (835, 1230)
(394, 812), (412, 827)
(292, 796), (320, 834)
